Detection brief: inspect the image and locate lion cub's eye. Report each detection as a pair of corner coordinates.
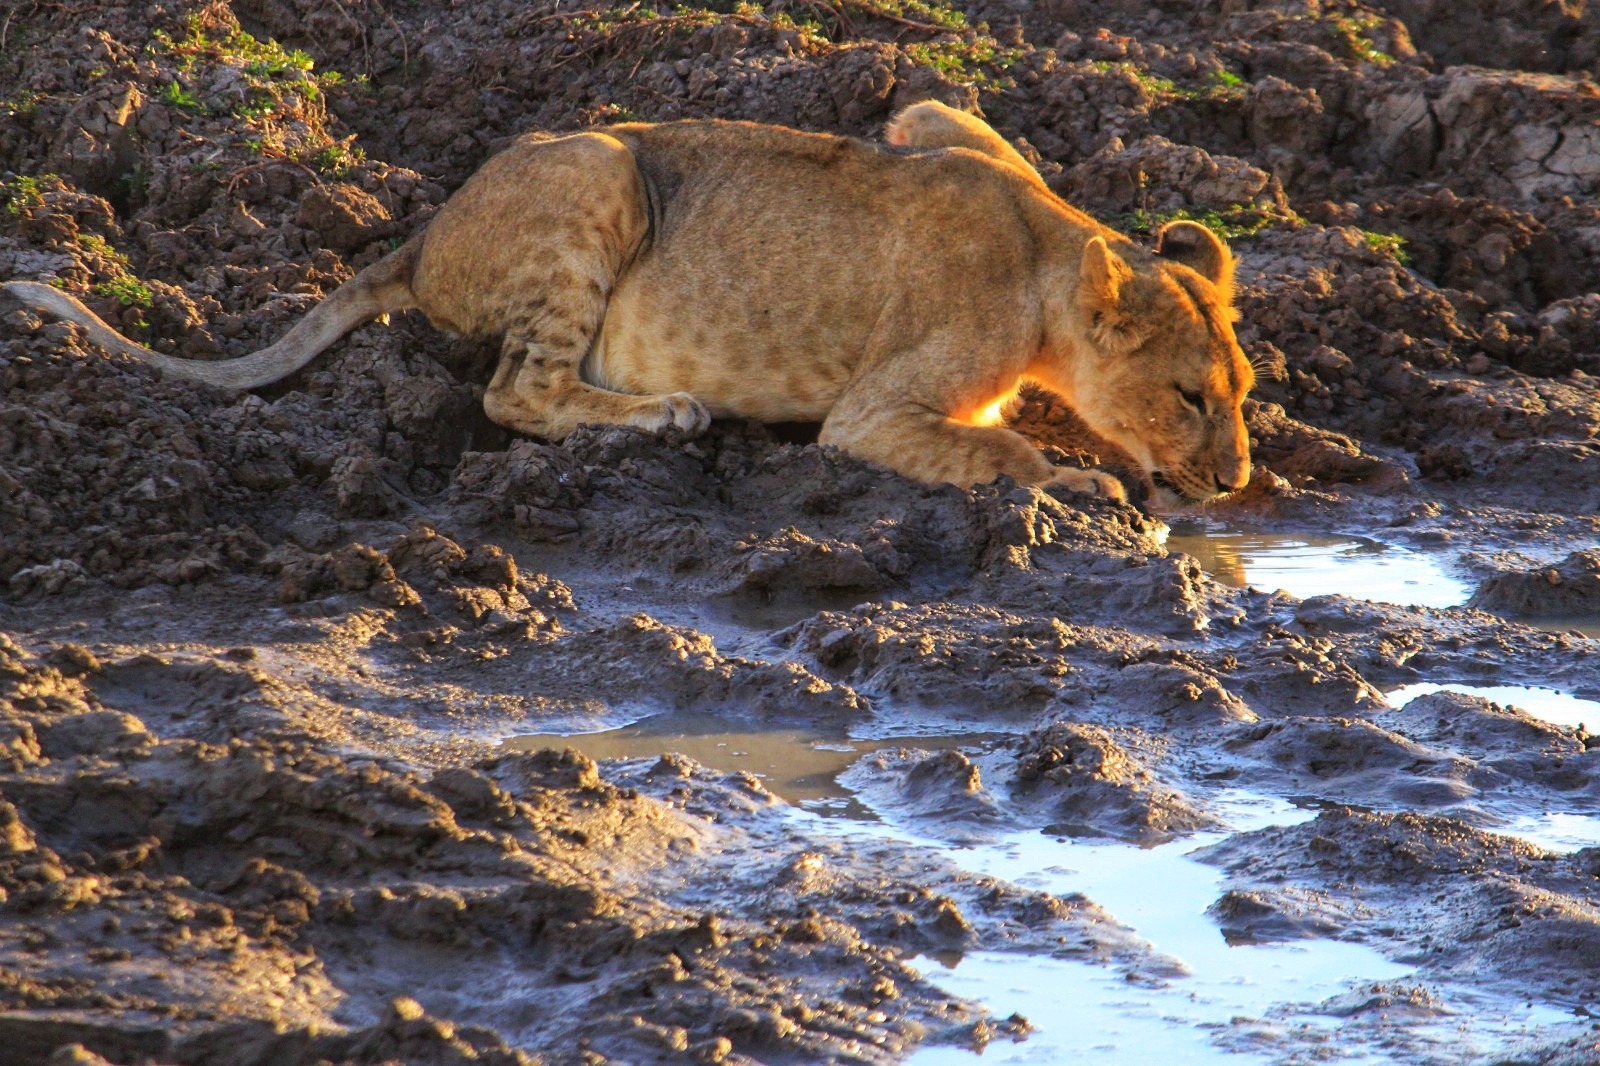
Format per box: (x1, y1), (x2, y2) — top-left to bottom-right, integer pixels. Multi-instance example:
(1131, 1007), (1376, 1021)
(1176, 386), (1205, 414)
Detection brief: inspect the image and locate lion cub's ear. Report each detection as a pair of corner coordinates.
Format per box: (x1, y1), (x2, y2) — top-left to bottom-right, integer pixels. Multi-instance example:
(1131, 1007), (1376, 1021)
(1079, 236), (1145, 352)
(1155, 220), (1235, 301)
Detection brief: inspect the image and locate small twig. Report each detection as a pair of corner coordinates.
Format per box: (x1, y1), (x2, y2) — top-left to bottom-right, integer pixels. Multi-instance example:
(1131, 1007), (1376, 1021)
(0, 0), (48, 53)
(366, 0), (409, 82)
(828, 0), (963, 36)
(0, 2), (20, 53)
(225, 158), (322, 195)
(811, 0), (855, 38)
(319, 0), (373, 78)
(874, 11), (953, 33)
(562, 11), (774, 66)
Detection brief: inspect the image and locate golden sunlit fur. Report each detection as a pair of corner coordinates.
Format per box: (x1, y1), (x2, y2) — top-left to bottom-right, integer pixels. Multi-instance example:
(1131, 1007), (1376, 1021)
(885, 101), (1046, 188)
(3, 103), (1253, 505)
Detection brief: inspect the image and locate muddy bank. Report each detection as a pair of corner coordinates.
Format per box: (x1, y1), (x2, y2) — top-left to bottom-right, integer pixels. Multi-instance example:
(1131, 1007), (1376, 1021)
(2, 628), (1149, 1064)
(3, 0), (1600, 1062)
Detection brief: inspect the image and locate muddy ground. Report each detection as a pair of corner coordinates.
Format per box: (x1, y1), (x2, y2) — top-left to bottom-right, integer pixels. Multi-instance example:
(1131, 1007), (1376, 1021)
(2, 0), (1600, 1063)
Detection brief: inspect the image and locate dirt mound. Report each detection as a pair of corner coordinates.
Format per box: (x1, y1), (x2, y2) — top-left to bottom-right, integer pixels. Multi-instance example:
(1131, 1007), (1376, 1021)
(1470, 549), (1600, 618)
(1198, 807), (1600, 1003)
(1371, 0), (1600, 76)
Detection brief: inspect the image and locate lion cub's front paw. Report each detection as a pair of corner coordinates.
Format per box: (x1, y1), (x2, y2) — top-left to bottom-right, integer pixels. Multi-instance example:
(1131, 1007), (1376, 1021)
(1044, 467), (1128, 502)
(659, 391), (711, 436)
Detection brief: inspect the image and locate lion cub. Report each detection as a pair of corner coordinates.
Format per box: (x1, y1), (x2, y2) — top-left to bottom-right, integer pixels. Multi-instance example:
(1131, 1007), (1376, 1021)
(4, 104), (1252, 507)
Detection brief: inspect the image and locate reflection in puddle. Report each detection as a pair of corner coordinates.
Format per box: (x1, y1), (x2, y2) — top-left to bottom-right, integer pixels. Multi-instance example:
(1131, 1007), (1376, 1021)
(1526, 616), (1600, 639)
(1165, 520), (1470, 609)
(1495, 812), (1600, 853)
(504, 714), (1001, 816)
(916, 831), (1416, 1064)
(833, 803), (1572, 1065)
(1387, 682), (1600, 732)
(845, 805), (1384, 1064)
(912, 945), (1569, 1066)
(508, 716), (1580, 1061)
(878, 807), (1574, 1064)
(913, 951), (1290, 1066)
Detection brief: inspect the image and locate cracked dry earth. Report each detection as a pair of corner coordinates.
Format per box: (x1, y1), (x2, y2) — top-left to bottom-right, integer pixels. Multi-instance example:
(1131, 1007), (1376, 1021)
(3, 0), (1600, 1063)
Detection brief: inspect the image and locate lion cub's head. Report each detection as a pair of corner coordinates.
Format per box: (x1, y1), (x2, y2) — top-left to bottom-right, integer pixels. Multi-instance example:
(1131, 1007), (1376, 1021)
(1069, 220), (1254, 510)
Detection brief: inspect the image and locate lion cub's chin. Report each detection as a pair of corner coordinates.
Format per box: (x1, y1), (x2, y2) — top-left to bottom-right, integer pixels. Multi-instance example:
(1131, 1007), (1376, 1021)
(1144, 486), (1191, 513)
(1144, 475), (1212, 513)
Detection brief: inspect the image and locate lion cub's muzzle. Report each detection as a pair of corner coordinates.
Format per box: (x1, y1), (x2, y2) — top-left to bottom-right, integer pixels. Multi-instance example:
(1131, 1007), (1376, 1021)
(1151, 465), (1249, 507)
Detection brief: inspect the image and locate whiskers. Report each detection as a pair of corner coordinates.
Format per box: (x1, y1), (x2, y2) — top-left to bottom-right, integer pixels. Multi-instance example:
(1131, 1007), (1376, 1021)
(1247, 347), (1287, 382)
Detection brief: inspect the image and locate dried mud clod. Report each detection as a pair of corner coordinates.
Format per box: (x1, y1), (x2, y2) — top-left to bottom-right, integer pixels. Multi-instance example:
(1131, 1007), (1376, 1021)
(1012, 721), (1216, 842)
(1469, 549), (1600, 619)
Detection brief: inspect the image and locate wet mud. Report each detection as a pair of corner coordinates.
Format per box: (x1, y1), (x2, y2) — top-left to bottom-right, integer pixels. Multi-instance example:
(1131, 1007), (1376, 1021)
(3, 0), (1600, 1062)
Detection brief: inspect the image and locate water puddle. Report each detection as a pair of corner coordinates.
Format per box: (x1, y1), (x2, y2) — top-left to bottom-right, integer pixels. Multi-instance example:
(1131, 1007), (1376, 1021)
(504, 713), (1002, 817)
(811, 789), (1557, 1064)
(1387, 682), (1600, 732)
(1526, 616), (1600, 639)
(914, 945), (1569, 1065)
(907, 832), (1417, 1065)
(506, 718), (1579, 1062)
(1494, 811), (1600, 853)
(1164, 520), (1470, 609)
(814, 786), (1574, 1064)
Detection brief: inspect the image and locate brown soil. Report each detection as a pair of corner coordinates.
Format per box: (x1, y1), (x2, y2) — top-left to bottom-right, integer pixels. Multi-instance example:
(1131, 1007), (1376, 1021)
(2, 0), (1599, 1063)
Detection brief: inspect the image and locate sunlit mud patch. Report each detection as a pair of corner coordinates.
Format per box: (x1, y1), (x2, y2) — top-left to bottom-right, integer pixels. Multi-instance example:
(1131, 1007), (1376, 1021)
(1165, 520), (1471, 608)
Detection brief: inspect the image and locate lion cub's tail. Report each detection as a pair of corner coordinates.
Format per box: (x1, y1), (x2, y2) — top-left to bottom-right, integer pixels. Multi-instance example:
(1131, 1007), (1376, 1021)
(2, 239), (420, 390)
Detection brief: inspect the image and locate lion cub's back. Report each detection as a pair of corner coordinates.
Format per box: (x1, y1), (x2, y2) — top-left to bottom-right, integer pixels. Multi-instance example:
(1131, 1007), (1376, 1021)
(590, 122), (1031, 422)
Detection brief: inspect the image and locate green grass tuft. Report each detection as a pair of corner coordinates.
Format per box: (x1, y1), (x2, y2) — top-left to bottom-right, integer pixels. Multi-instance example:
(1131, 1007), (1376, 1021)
(0, 174), (46, 217)
(1109, 204), (1300, 242)
(91, 275), (154, 329)
(159, 81), (203, 112)
(1360, 229), (1410, 264)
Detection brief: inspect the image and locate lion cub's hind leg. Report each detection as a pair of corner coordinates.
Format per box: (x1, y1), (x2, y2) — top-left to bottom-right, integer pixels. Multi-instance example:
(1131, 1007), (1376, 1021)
(425, 132), (708, 441)
(484, 328), (709, 441)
